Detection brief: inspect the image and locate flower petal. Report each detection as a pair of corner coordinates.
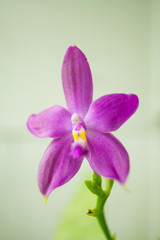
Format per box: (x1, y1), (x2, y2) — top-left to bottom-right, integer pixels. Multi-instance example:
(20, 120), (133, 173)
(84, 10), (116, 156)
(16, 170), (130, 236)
(38, 136), (83, 196)
(85, 94), (139, 133)
(62, 46), (93, 118)
(86, 131), (129, 183)
(27, 105), (72, 138)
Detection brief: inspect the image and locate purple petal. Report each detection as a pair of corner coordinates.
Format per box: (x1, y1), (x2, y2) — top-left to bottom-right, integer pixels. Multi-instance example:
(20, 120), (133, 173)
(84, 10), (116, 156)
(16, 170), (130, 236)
(27, 105), (72, 138)
(38, 136), (83, 196)
(62, 46), (93, 118)
(86, 131), (129, 183)
(85, 94), (139, 133)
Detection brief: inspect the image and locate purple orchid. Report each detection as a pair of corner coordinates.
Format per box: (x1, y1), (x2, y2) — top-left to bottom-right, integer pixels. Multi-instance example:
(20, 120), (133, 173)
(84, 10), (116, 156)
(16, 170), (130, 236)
(27, 46), (139, 198)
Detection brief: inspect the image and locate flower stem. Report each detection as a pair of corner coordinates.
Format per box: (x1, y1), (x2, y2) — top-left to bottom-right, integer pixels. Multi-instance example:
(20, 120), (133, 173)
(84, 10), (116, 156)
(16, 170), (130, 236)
(97, 212), (112, 240)
(96, 192), (113, 240)
(85, 171), (114, 240)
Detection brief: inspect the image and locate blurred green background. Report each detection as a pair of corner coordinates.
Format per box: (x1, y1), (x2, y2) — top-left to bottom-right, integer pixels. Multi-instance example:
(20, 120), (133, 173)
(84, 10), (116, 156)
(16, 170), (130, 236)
(0, 0), (160, 239)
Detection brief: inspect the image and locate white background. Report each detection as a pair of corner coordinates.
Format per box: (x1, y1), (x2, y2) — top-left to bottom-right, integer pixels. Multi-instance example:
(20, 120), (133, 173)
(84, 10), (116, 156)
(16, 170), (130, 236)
(0, 0), (159, 239)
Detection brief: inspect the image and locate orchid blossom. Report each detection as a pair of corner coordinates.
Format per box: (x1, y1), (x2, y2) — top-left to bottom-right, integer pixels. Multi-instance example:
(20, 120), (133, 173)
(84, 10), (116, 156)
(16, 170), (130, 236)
(27, 46), (139, 199)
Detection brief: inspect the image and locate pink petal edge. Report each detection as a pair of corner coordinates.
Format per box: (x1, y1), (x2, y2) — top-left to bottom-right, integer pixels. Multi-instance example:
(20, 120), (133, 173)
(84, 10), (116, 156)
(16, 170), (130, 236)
(38, 135), (83, 196)
(62, 46), (93, 119)
(86, 131), (130, 183)
(27, 105), (72, 138)
(85, 94), (139, 133)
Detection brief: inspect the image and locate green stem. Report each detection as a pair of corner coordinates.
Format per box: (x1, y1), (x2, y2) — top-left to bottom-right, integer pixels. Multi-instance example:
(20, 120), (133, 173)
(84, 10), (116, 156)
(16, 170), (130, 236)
(96, 191), (113, 240)
(85, 171), (114, 240)
(97, 211), (112, 240)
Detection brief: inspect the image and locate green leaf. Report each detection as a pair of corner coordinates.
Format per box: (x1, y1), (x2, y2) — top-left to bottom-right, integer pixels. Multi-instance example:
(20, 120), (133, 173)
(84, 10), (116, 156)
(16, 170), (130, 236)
(55, 180), (105, 240)
(93, 171), (102, 186)
(85, 180), (106, 198)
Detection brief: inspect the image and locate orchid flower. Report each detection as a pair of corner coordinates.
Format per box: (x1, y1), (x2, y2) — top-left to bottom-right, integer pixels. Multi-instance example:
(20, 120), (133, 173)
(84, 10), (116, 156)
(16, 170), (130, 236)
(27, 46), (139, 199)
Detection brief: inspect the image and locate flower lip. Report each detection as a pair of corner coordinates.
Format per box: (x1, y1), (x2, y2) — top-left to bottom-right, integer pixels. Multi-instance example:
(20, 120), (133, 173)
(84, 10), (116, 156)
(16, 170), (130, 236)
(70, 140), (88, 159)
